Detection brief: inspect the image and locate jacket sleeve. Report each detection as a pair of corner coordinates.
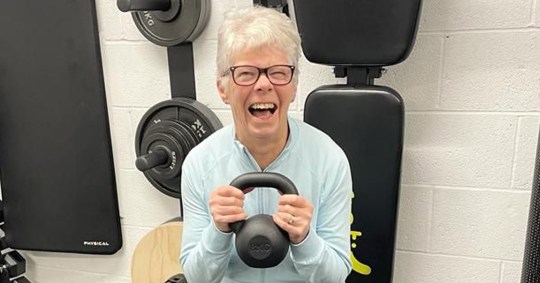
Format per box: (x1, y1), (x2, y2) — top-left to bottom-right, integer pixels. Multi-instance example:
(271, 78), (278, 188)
(290, 153), (353, 282)
(179, 159), (234, 283)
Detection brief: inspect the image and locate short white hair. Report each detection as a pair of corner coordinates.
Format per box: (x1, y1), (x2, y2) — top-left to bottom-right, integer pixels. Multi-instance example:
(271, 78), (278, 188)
(217, 5), (301, 85)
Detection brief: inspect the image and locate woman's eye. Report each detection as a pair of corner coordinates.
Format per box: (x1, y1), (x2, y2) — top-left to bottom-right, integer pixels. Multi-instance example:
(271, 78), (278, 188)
(269, 71), (287, 78)
(236, 70), (257, 79)
(238, 71), (255, 77)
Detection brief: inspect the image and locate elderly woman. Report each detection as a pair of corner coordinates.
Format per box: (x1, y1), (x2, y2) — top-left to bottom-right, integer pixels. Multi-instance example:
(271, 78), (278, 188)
(180, 5), (352, 283)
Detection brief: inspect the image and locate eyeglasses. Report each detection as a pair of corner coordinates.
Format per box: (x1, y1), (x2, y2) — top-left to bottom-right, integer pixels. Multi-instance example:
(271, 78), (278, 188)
(228, 65), (295, 86)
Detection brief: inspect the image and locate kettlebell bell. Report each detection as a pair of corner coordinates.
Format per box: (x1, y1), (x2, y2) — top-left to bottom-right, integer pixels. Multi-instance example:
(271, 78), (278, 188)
(229, 172), (299, 268)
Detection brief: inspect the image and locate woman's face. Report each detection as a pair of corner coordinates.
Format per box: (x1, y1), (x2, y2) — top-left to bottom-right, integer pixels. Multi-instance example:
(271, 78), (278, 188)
(218, 45), (296, 146)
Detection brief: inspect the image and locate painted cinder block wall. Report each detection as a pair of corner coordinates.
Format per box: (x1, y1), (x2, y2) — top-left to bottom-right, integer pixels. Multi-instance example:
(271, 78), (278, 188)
(17, 0), (540, 282)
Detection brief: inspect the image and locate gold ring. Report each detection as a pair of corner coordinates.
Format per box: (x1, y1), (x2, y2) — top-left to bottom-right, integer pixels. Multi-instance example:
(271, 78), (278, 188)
(288, 214), (296, 225)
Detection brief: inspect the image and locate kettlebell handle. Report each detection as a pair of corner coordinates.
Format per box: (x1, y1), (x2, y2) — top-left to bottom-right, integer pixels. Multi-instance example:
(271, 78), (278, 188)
(229, 172), (298, 233)
(229, 172), (298, 195)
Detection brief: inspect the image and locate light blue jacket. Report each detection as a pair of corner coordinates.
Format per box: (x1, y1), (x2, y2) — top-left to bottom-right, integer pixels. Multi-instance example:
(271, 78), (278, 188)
(180, 117), (352, 283)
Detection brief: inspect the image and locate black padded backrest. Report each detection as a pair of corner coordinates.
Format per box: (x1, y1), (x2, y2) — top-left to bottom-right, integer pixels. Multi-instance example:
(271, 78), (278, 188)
(0, 0), (122, 254)
(304, 85), (403, 283)
(292, 0), (422, 66)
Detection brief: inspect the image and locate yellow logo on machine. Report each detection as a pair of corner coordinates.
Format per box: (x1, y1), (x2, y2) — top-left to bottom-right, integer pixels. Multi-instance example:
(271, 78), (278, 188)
(350, 192), (372, 275)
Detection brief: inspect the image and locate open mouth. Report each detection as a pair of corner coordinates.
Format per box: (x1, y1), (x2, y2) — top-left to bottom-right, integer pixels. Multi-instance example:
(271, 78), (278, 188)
(248, 103), (277, 118)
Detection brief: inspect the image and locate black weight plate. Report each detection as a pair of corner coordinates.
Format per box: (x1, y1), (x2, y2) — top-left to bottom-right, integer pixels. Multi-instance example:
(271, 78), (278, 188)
(140, 120), (199, 186)
(132, 0), (210, 46)
(136, 98), (223, 198)
(141, 132), (184, 177)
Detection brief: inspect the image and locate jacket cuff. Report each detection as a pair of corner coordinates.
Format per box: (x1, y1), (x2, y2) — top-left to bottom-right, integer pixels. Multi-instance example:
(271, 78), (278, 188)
(201, 222), (234, 254)
(290, 229), (324, 264)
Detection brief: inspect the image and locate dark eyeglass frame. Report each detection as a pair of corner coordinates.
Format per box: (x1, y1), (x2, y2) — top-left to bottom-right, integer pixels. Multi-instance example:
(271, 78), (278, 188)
(228, 64), (296, 86)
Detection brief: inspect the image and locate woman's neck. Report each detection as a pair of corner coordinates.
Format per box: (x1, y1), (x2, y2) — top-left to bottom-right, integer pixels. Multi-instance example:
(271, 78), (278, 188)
(240, 128), (289, 170)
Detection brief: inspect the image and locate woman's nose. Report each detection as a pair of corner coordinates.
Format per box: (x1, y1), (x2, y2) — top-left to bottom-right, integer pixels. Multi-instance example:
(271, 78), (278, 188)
(253, 72), (273, 91)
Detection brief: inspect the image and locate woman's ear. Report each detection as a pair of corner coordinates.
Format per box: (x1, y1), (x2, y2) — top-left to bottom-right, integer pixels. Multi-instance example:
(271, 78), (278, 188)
(217, 79), (229, 104)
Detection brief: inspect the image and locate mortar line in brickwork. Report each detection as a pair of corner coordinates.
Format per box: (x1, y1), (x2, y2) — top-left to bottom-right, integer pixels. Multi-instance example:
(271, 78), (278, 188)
(120, 105), (230, 112)
(121, 223), (168, 230)
(417, 31), (452, 36)
(396, 249), (515, 262)
(530, 0), (537, 27)
(509, 116), (523, 189)
(27, 262), (122, 277)
(436, 33), (446, 109)
(402, 183), (532, 193)
(121, 168), (143, 173)
(497, 260), (504, 283)
(427, 185), (435, 253)
(425, 27), (540, 35)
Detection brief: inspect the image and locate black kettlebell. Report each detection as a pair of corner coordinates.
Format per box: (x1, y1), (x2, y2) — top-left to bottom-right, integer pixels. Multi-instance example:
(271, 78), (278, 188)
(229, 172), (299, 268)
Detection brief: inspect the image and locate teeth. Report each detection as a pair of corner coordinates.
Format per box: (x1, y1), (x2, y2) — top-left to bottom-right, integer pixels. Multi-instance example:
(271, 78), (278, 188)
(250, 103), (275, 110)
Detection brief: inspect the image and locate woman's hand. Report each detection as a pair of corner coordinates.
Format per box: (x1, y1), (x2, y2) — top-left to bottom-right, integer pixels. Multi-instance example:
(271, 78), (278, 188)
(273, 194), (313, 244)
(209, 185), (248, 233)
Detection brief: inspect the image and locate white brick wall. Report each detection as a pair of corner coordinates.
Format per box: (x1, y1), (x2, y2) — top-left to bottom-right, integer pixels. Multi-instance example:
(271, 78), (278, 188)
(19, 0), (540, 281)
